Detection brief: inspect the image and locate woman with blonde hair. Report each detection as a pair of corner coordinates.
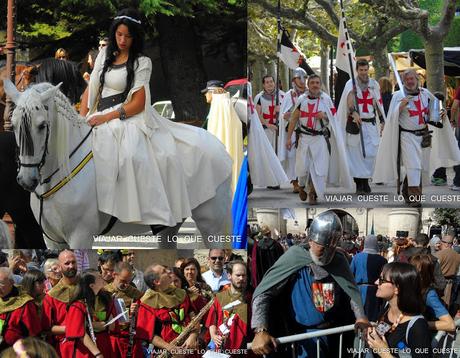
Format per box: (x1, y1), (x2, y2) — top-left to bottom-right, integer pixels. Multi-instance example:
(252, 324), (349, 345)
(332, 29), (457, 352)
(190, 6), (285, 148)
(54, 48), (69, 60)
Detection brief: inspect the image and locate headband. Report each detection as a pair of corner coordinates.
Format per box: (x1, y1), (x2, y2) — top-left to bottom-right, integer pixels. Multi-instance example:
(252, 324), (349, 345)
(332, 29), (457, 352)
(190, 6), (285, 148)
(114, 15), (142, 25)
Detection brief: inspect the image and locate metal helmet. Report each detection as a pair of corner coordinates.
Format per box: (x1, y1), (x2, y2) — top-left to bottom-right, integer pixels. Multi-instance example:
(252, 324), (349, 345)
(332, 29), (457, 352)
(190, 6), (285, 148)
(308, 211), (343, 265)
(293, 67), (307, 82)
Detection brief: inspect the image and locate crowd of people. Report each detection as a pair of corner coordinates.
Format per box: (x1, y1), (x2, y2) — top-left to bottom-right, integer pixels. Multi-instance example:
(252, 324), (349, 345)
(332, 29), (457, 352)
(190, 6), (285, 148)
(248, 212), (460, 357)
(250, 60), (460, 206)
(0, 249), (249, 357)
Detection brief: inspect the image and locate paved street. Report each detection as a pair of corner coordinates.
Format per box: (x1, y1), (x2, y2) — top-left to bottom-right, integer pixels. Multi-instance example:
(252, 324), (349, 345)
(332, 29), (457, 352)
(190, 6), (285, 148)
(249, 169), (460, 208)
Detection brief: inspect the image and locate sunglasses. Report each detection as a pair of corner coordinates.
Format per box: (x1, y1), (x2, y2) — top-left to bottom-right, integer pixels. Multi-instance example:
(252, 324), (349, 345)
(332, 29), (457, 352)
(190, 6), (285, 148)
(378, 277), (393, 285)
(210, 256), (224, 261)
(441, 240), (453, 245)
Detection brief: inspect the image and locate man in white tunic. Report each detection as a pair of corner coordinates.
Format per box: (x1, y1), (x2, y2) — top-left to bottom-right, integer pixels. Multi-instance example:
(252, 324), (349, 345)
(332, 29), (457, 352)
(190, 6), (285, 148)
(286, 74), (352, 204)
(337, 59), (385, 194)
(254, 75), (284, 151)
(278, 67), (307, 193)
(373, 69), (460, 206)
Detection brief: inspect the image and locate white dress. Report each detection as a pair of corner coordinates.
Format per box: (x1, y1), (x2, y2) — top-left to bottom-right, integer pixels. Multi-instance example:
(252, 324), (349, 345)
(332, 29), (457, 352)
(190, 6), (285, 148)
(87, 49), (232, 226)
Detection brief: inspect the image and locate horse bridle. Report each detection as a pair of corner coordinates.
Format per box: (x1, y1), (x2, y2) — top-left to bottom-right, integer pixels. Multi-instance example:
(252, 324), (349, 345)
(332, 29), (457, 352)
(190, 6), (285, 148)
(16, 123), (50, 173)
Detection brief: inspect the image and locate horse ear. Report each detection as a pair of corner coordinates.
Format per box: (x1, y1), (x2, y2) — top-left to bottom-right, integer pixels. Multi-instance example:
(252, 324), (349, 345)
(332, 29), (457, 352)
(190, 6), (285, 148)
(3, 79), (21, 104)
(40, 83), (63, 102)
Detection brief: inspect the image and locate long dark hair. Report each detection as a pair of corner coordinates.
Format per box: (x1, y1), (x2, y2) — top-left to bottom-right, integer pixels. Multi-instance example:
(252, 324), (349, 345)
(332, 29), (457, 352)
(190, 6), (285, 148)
(180, 257), (206, 285)
(409, 254), (435, 296)
(68, 269), (110, 313)
(382, 262), (425, 315)
(99, 8), (145, 101)
(21, 269), (46, 299)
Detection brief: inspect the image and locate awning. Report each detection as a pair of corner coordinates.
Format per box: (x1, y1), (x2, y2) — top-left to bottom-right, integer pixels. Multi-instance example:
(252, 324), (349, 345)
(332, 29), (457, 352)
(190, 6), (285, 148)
(409, 47), (460, 77)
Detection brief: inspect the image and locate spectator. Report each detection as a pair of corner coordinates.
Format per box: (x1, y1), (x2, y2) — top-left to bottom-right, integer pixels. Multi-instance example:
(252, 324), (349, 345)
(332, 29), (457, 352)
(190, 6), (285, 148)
(367, 262), (432, 358)
(378, 76), (393, 116)
(395, 233), (446, 294)
(202, 249), (230, 292)
(1, 337), (59, 358)
(450, 80), (460, 191)
(429, 235), (441, 255)
(120, 250), (147, 292)
(350, 235), (388, 321)
(43, 258), (62, 292)
(54, 48), (69, 61)
(409, 254), (455, 332)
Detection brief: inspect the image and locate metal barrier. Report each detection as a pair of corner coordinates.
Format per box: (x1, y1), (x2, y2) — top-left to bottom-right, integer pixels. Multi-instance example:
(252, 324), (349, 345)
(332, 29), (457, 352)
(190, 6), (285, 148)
(247, 324), (365, 358)
(247, 320), (460, 358)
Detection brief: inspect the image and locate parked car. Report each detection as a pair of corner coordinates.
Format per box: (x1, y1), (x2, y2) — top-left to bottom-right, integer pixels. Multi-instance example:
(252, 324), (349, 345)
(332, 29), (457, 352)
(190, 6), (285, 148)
(152, 100), (175, 120)
(224, 78), (247, 99)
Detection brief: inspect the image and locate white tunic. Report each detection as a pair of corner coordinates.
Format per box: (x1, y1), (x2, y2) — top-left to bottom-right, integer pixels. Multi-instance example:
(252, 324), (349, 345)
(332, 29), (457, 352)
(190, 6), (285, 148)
(278, 88), (303, 180)
(337, 79), (384, 179)
(254, 91), (284, 150)
(86, 49), (232, 226)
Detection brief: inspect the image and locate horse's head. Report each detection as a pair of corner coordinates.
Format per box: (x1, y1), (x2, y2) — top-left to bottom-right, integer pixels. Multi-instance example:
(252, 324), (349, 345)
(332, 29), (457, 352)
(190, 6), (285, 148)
(3, 79), (61, 192)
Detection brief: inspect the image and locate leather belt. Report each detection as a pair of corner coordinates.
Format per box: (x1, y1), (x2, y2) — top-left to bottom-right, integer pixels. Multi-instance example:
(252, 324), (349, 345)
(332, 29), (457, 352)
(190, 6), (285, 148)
(97, 93), (125, 112)
(297, 125), (324, 136)
(400, 126), (428, 136)
(361, 117), (376, 124)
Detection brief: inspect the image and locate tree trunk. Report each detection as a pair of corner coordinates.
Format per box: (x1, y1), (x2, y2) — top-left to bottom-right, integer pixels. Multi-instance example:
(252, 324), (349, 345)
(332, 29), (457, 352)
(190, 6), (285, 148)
(320, 41), (329, 94)
(156, 14), (207, 123)
(371, 45), (390, 80)
(424, 35), (445, 94)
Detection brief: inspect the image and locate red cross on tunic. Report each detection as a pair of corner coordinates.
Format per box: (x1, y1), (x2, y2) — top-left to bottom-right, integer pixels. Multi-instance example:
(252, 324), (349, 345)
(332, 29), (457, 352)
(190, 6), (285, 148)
(357, 90), (373, 113)
(330, 107), (337, 115)
(408, 99), (428, 125)
(300, 102), (319, 129)
(263, 105), (276, 124)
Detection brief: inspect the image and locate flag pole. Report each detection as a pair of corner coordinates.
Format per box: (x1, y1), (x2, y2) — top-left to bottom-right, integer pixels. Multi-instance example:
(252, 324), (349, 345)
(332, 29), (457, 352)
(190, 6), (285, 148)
(339, 0), (366, 158)
(275, 0), (281, 155)
(330, 45), (334, 101)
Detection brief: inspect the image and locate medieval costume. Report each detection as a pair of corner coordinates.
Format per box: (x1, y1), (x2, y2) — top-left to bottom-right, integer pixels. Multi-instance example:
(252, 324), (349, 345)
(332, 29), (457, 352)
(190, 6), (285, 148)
(136, 287), (195, 357)
(373, 87), (460, 203)
(251, 245), (365, 358)
(254, 89), (285, 150)
(87, 48), (232, 225)
(350, 235), (387, 321)
(247, 82), (288, 188)
(207, 92), (244, 195)
(292, 92), (352, 203)
(41, 280), (77, 355)
(277, 84), (306, 183)
(0, 286), (41, 349)
(337, 78), (385, 193)
(206, 288), (250, 356)
(105, 282), (143, 358)
(60, 298), (115, 358)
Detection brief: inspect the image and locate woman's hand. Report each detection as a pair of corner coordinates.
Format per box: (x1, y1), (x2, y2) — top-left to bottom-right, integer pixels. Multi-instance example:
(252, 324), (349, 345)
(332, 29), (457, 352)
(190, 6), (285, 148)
(187, 286), (200, 295)
(367, 327), (391, 356)
(87, 114), (108, 127)
(92, 321), (105, 331)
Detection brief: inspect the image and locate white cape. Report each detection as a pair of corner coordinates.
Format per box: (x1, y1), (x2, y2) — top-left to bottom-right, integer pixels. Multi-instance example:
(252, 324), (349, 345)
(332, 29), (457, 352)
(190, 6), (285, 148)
(373, 89), (460, 184)
(247, 83), (289, 187)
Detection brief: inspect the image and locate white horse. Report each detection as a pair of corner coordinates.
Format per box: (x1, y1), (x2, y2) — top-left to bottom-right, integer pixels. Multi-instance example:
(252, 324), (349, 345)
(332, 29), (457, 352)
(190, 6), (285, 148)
(4, 80), (233, 249)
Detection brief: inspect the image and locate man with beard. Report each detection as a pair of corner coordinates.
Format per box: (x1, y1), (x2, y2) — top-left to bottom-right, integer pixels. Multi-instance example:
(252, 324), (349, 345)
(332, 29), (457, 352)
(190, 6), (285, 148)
(337, 59), (386, 195)
(207, 261), (250, 356)
(286, 74), (352, 204)
(105, 262), (143, 358)
(121, 250), (147, 292)
(254, 75), (284, 151)
(135, 264), (199, 357)
(278, 67), (308, 193)
(373, 69), (460, 206)
(250, 211), (369, 357)
(41, 250), (78, 355)
(0, 267), (41, 349)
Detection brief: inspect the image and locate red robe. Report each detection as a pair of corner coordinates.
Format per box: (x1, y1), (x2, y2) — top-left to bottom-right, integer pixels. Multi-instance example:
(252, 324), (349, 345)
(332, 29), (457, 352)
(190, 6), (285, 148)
(206, 289), (249, 356)
(136, 288), (195, 357)
(41, 293), (69, 355)
(0, 295), (41, 347)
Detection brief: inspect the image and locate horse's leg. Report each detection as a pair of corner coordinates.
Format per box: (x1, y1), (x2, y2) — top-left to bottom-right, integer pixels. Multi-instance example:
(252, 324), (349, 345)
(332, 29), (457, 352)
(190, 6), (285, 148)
(191, 177), (233, 249)
(155, 223), (182, 249)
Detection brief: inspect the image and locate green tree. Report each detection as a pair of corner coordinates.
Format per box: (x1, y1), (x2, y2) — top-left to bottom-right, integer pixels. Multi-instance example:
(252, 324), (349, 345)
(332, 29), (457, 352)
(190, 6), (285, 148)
(432, 208), (460, 226)
(13, 0), (244, 122)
